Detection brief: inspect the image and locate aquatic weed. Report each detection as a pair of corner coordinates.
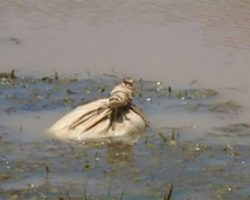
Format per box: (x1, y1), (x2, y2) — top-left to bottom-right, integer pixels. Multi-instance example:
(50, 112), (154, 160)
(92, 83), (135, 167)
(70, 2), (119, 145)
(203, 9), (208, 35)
(163, 183), (173, 200)
(208, 101), (241, 113)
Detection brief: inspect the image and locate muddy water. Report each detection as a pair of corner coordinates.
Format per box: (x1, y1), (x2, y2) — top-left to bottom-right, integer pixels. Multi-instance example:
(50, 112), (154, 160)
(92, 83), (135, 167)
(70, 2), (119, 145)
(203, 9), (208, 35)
(1, 0), (250, 116)
(0, 1), (250, 84)
(1, 0), (250, 199)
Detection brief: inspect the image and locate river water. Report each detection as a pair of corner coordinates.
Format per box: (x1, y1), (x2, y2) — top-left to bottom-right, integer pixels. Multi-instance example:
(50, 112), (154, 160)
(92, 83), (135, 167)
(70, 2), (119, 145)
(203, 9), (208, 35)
(0, 0), (250, 85)
(1, 0), (250, 199)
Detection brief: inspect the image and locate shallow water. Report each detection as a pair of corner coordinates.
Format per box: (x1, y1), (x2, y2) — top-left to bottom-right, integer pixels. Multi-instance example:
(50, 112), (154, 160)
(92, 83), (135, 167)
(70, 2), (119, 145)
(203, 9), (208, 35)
(0, 77), (250, 199)
(1, 0), (250, 118)
(1, 0), (250, 199)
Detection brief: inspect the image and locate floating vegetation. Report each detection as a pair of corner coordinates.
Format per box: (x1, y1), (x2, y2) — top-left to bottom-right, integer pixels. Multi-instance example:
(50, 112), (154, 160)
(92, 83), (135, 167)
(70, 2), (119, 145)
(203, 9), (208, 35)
(1, 71), (250, 199)
(0, 69), (16, 79)
(209, 123), (250, 138)
(208, 101), (241, 113)
(175, 88), (218, 100)
(185, 100), (242, 114)
(0, 173), (11, 182)
(0, 69), (16, 87)
(0, 72), (224, 114)
(158, 128), (180, 146)
(163, 183), (173, 200)
(9, 38), (21, 45)
(0, 37), (21, 46)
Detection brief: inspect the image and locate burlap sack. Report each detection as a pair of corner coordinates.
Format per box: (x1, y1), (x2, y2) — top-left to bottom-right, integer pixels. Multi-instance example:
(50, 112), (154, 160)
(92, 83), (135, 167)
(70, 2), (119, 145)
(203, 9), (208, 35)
(49, 79), (149, 144)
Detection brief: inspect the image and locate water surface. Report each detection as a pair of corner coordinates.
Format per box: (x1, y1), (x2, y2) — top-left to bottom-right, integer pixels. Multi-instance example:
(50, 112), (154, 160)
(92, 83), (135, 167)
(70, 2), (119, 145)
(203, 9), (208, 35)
(1, 0), (250, 199)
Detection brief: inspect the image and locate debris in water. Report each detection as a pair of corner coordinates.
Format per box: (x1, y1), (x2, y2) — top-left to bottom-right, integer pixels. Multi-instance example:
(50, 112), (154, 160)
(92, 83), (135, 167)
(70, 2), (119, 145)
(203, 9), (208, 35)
(146, 97), (151, 102)
(0, 69), (16, 79)
(54, 71), (59, 80)
(163, 183), (173, 200)
(9, 37), (21, 45)
(168, 86), (172, 94)
(10, 69), (16, 79)
(49, 78), (149, 144)
(45, 165), (50, 175)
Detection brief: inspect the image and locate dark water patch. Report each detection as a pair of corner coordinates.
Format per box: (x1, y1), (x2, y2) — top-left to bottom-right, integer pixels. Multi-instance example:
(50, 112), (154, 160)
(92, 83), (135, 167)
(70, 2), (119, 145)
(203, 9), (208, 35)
(0, 37), (21, 47)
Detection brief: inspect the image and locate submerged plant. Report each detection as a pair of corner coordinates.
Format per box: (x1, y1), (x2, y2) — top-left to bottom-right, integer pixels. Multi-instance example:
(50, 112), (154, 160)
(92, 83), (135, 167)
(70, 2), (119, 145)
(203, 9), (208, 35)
(163, 183), (173, 200)
(208, 101), (241, 113)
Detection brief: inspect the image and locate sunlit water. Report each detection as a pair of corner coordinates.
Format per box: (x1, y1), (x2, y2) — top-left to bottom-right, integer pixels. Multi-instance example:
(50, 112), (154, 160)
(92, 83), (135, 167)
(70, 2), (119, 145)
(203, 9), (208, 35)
(1, 0), (250, 199)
